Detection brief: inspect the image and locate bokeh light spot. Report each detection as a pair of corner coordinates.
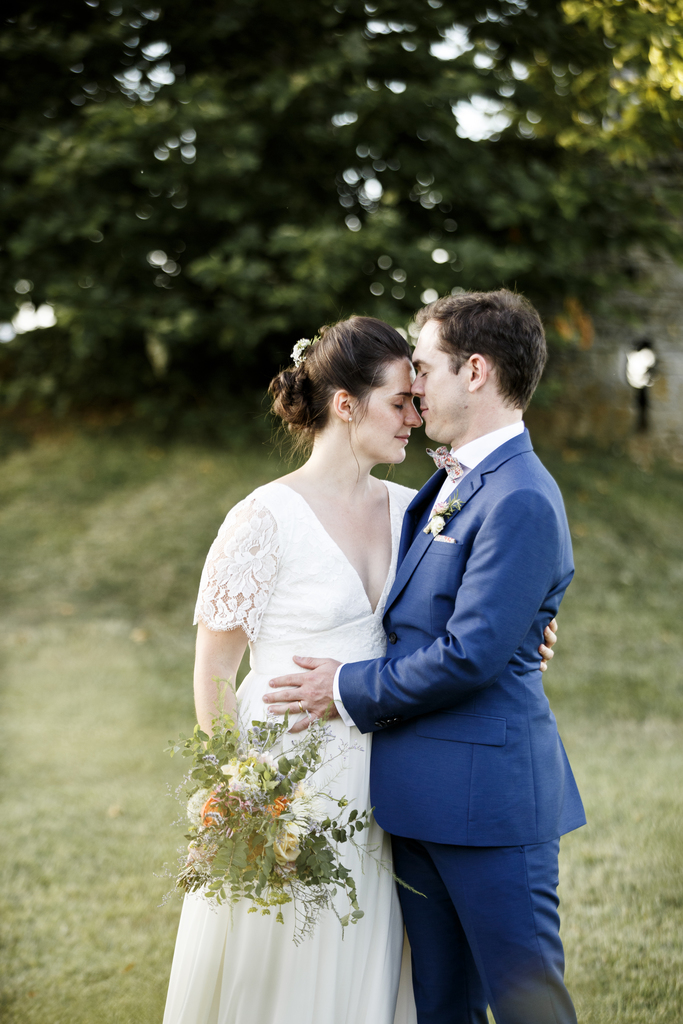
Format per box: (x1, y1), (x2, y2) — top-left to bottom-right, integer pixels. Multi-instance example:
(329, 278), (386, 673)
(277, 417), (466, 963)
(147, 250), (168, 266)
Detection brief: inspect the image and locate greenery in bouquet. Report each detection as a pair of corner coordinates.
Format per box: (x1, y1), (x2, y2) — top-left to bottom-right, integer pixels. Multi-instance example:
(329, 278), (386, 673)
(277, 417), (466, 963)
(167, 705), (371, 943)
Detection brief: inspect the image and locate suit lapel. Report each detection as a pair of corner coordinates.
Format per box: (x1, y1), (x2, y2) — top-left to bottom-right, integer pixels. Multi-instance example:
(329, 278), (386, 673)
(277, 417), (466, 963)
(396, 470), (444, 566)
(386, 469), (485, 612)
(385, 430), (534, 614)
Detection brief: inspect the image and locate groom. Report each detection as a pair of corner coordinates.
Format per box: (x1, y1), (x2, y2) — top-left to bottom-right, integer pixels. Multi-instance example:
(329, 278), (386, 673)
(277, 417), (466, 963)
(265, 289), (585, 1024)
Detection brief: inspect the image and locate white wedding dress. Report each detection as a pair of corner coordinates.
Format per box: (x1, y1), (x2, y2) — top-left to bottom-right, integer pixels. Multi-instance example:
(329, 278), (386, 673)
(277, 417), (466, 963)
(163, 479), (418, 1024)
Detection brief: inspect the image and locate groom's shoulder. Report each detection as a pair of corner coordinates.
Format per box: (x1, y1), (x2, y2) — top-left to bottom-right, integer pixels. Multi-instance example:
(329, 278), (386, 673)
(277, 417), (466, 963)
(477, 454), (569, 554)
(495, 447), (566, 510)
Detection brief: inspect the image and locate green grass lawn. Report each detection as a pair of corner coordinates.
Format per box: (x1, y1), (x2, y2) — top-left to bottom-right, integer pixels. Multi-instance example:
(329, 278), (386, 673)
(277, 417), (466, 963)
(0, 427), (681, 1023)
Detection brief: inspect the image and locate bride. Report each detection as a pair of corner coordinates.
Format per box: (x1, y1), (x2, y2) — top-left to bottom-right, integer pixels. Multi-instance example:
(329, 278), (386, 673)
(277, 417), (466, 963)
(162, 315), (557, 1024)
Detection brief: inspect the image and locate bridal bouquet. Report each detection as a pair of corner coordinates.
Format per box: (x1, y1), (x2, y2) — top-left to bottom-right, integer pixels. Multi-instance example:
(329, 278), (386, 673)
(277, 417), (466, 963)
(168, 708), (370, 942)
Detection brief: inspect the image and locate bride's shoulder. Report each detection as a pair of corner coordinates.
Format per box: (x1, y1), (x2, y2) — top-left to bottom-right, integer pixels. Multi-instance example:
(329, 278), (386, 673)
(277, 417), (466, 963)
(211, 482), (283, 530)
(207, 483), (289, 555)
(225, 480), (301, 525)
(385, 479), (418, 514)
(249, 479), (300, 507)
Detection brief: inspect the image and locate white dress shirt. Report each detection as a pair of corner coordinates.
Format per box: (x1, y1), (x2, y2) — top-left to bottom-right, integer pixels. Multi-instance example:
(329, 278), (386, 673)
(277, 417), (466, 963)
(333, 420), (526, 728)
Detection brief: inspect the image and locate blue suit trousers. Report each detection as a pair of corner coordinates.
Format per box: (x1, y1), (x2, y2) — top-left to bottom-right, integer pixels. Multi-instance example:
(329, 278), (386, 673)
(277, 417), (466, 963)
(392, 836), (577, 1024)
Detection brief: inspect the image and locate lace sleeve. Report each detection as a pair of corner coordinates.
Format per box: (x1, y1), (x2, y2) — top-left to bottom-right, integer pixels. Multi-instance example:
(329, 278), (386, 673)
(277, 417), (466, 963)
(193, 498), (280, 641)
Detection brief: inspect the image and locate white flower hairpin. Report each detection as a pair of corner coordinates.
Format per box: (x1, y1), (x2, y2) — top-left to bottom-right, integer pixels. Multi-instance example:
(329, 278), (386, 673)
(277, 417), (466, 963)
(291, 336), (317, 368)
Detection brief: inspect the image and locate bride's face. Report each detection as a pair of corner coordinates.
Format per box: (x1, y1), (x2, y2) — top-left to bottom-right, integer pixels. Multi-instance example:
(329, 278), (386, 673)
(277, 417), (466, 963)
(352, 358), (423, 465)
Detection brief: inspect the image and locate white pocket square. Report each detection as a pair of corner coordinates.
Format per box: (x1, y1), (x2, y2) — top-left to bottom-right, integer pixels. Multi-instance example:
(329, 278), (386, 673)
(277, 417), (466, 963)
(433, 535), (457, 544)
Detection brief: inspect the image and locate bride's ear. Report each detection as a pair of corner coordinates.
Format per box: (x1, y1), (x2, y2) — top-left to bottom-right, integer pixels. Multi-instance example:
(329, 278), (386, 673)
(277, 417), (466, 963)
(331, 390), (354, 424)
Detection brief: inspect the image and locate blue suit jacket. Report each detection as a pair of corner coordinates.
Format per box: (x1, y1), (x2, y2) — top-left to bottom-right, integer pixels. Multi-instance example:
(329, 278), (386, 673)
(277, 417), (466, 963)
(339, 431), (586, 847)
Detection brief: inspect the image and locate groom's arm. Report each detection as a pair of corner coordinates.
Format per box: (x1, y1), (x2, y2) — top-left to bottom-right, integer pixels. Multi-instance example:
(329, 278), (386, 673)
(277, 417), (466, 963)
(340, 487), (572, 733)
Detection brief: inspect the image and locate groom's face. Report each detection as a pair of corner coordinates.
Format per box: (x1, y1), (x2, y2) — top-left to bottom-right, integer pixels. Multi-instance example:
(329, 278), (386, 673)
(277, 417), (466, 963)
(411, 319), (471, 447)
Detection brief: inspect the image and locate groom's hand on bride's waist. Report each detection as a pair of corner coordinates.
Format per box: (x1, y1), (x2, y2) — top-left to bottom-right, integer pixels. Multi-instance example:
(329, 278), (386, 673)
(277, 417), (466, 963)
(265, 656), (341, 733)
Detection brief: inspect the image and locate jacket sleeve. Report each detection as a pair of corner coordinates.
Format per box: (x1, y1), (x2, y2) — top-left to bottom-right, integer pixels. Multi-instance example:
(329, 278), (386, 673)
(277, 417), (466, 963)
(339, 487), (573, 734)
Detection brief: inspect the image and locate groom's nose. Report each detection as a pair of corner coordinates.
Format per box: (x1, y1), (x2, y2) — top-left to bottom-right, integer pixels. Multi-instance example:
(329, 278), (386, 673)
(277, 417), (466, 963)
(406, 401), (422, 426)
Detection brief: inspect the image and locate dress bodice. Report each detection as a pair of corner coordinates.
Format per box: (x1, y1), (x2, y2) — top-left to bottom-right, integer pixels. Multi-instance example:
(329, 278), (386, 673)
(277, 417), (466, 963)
(194, 479), (416, 677)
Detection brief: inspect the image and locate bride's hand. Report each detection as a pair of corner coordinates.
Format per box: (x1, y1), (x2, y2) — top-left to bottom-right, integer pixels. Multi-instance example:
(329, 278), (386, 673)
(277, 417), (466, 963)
(539, 618), (558, 672)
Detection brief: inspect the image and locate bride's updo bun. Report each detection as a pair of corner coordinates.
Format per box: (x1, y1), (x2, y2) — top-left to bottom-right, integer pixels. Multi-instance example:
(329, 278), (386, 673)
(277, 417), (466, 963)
(269, 364), (314, 431)
(269, 316), (411, 443)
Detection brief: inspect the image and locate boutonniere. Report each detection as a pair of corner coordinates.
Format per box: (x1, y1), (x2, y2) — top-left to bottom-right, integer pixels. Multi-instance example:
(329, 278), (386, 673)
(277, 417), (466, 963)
(424, 493), (463, 536)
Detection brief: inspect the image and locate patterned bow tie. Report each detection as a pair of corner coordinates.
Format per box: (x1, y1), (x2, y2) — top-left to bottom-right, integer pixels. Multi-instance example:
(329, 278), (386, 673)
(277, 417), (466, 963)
(426, 447), (464, 482)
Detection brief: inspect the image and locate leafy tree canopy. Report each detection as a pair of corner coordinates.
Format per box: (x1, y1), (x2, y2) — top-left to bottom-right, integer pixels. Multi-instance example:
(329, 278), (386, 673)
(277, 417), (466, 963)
(0, 0), (681, 427)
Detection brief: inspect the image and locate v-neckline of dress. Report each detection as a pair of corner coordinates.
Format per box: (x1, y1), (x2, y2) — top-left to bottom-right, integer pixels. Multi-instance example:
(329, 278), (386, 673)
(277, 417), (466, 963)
(268, 480), (398, 617)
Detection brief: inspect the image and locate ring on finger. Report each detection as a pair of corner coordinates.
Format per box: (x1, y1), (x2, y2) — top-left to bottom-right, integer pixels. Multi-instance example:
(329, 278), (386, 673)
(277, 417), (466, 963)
(298, 700), (305, 714)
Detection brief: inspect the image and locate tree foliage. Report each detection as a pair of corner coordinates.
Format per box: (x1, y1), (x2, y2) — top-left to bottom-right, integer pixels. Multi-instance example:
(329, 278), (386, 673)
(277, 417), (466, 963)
(0, 0), (681, 427)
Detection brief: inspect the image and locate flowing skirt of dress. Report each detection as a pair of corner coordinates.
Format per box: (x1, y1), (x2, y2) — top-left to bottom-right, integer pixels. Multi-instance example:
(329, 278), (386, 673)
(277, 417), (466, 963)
(163, 669), (418, 1024)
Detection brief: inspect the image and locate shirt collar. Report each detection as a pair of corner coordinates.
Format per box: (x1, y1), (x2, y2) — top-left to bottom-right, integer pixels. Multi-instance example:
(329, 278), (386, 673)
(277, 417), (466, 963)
(453, 421), (525, 471)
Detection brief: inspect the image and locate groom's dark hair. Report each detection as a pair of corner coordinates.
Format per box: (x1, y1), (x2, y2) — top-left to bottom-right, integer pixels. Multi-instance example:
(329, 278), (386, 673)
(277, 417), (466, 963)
(414, 289), (547, 410)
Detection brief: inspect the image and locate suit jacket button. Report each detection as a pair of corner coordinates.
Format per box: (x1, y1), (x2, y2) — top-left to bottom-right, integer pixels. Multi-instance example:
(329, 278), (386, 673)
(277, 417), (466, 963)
(388, 632), (398, 644)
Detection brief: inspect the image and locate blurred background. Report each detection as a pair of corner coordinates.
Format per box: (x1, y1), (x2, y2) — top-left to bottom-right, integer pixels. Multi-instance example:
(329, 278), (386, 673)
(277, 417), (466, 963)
(1, 1), (682, 1022)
